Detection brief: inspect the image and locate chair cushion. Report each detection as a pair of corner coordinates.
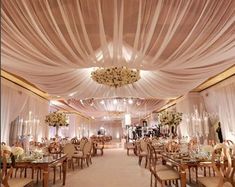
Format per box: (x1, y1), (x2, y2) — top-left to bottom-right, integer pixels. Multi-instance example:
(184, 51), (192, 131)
(198, 176), (220, 187)
(139, 151), (148, 156)
(151, 164), (171, 172)
(73, 152), (83, 157)
(157, 169), (180, 180)
(8, 178), (33, 187)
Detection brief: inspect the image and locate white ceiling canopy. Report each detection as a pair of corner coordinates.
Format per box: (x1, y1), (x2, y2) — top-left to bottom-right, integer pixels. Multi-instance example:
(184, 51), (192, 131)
(1, 0), (235, 101)
(67, 98), (167, 121)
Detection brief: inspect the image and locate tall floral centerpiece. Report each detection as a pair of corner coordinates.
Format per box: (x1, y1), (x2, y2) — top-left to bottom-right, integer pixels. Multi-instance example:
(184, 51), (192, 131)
(158, 111), (183, 135)
(45, 112), (69, 137)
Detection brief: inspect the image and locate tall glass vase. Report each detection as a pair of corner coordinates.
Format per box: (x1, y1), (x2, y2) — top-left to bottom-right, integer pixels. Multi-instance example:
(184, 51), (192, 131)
(55, 125), (59, 138)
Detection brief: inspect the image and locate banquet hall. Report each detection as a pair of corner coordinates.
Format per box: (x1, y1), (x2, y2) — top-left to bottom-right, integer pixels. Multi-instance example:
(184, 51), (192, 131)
(1, 0), (235, 187)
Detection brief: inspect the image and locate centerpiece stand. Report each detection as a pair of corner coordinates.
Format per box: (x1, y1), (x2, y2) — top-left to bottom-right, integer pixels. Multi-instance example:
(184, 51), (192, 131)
(45, 112), (69, 138)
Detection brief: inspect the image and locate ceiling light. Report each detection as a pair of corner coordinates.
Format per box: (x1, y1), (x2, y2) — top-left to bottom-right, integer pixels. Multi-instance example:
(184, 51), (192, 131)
(113, 99), (118, 105)
(80, 100), (84, 105)
(128, 98), (133, 104)
(69, 92), (76, 97)
(100, 100), (105, 105)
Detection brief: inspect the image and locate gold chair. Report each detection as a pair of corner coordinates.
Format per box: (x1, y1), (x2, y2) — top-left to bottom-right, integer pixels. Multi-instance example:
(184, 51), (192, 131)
(137, 139), (148, 168)
(126, 142), (135, 156)
(148, 143), (174, 187)
(72, 141), (92, 169)
(198, 143), (232, 187)
(48, 142), (63, 184)
(63, 143), (76, 170)
(1, 150), (33, 187)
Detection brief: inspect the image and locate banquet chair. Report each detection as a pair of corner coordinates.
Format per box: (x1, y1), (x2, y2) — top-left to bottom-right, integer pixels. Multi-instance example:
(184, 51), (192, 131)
(63, 143), (76, 170)
(78, 137), (88, 151)
(1, 150), (33, 187)
(137, 139), (149, 168)
(126, 141), (136, 156)
(48, 142), (63, 184)
(147, 144), (172, 187)
(164, 141), (179, 153)
(72, 141), (92, 169)
(93, 141), (104, 156)
(198, 143), (232, 187)
(224, 140), (234, 146)
(148, 143), (180, 187)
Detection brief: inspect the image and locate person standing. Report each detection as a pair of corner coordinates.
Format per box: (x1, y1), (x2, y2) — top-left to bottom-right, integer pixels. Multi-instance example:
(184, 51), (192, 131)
(216, 122), (223, 143)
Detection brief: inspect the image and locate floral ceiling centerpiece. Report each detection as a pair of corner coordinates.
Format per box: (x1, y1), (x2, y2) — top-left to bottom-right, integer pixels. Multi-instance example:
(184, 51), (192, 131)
(158, 111), (183, 126)
(91, 66), (141, 88)
(45, 112), (68, 127)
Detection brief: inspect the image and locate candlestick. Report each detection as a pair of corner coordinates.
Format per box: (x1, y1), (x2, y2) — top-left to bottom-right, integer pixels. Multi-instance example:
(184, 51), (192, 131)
(204, 116), (209, 135)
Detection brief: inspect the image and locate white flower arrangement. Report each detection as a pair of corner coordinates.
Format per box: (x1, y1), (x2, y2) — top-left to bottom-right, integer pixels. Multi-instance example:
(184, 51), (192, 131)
(158, 111), (182, 126)
(11, 146), (24, 156)
(1, 145), (12, 152)
(91, 66), (141, 88)
(201, 145), (213, 154)
(45, 112), (69, 127)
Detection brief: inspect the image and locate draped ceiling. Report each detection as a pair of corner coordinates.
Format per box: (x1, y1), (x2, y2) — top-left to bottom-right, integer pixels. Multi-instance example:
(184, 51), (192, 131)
(66, 98), (167, 120)
(1, 0), (235, 117)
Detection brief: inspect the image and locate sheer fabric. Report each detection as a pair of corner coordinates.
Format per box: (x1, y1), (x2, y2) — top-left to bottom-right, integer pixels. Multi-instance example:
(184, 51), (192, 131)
(1, 78), (50, 144)
(1, 0), (234, 99)
(67, 98), (168, 120)
(201, 76), (235, 141)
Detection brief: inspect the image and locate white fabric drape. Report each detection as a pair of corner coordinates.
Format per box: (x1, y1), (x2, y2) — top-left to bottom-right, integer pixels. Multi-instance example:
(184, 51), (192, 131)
(67, 98), (167, 121)
(200, 76), (235, 142)
(1, 78), (50, 144)
(216, 82), (235, 140)
(1, 79), (28, 144)
(176, 93), (208, 139)
(1, 0), (234, 99)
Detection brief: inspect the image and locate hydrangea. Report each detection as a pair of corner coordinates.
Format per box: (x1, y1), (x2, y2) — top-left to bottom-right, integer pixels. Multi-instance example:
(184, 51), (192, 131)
(11, 146), (24, 156)
(91, 66), (141, 88)
(45, 112), (69, 127)
(158, 111), (182, 126)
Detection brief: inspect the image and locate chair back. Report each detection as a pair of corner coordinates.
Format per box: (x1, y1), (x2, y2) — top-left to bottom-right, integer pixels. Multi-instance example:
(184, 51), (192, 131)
(80, 137), (88, 150)
(165, 141), (179, 153)
(147, 143), (157, 166)
(71, 137), (80, 145)
(224, 140), (234, 146)
(212, 143), (232, 186)
(48, 142), (62, 154)
(140, 139), (148, 153)
(1, 150), (15, 187)
(83, 141), (92, 155)
(63, 143), (75, 159)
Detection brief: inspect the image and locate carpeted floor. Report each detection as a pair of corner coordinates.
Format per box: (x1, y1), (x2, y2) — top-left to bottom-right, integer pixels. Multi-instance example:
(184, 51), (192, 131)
(33, 148), (197, 187)
(54, 148), (150, 187)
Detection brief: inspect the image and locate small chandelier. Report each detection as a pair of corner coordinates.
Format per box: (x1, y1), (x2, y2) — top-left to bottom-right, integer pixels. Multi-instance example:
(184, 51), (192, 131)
(91, 66), (141, 88)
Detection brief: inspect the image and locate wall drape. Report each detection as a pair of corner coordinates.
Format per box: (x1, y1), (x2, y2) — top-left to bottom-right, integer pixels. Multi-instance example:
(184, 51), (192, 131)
(201, 76), (235, 141)
(1, 78), (50, 144)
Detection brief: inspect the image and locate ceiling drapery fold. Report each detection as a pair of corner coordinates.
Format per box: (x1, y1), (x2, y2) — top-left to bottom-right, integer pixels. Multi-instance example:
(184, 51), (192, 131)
(1, 0), (234, 100)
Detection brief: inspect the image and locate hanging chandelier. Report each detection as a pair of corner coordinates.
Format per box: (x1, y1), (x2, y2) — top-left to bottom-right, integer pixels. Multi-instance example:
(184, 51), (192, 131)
(91, 66), (141, 88)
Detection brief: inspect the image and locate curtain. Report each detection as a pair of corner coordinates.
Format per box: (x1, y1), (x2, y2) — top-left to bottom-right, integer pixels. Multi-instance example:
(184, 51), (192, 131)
(201, 76), (235, 142)
(215, 80), (235, 141)
(1, 79), (29, 144)
(176, 93), (208, 141)
(1, 78), (50, 144)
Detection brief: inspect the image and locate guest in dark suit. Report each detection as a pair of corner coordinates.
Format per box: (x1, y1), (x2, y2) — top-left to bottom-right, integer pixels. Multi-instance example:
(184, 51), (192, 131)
(216, 122), (223, 143)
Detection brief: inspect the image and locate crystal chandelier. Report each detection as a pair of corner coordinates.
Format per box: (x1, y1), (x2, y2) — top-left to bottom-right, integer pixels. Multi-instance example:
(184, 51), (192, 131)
(91, 66), (141, 88)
